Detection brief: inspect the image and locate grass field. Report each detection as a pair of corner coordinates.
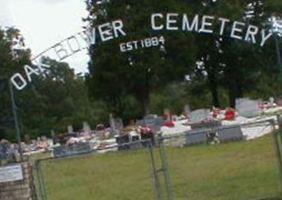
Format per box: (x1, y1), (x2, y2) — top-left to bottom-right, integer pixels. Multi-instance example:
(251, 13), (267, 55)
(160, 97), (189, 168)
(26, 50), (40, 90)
(39, 135), (282, 200)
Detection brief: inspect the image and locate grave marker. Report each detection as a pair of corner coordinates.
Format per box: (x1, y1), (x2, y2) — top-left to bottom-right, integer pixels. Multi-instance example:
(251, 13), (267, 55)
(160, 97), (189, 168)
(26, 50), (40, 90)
(189, 109), (210, 123)
(236, 98), (260, 118)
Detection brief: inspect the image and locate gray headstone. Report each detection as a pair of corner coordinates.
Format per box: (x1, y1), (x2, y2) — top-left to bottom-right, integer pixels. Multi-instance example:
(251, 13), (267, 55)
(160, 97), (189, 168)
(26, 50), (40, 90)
(142, 115), (164, 133)
(190, 120), (221, 129)
(189, 109), (210, 123)
(185, 129), (209, 145)
(217, 125), (243, 142)
(184, 104), (191, 116)
(53, 142), (92, 158)
(164, 108), (171, 121)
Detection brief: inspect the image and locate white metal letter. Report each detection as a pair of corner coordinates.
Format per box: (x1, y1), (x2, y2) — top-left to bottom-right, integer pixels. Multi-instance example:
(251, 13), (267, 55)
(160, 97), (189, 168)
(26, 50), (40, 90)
(24, 65), (40, 82)
(53, 43), (69, 60)
(67, 36), (81, 53)
(151, 13), (164, 30)
(218, 17), (230, 35)
(166, 13), (179, 30)
(98, 23), (114, 41)
(112, 20), (126, 37)
(199, 15), (214, 33)
(260, 29), (273, 46)
(10, 73), (27, 90)
(182, 14), (199, 32)
(245, 25), (259, 44)
(231, 21), (245, 40)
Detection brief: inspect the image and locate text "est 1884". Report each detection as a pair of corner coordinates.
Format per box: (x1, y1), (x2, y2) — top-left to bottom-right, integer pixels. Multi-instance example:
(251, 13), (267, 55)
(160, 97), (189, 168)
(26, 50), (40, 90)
(119, 36), (165, 53)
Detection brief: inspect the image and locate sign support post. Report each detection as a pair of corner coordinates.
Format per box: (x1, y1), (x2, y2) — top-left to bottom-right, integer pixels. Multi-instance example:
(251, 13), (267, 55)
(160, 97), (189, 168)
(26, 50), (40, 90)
(275, 35), (282, 70)
(9, 81), (23, 162)
(274, 116), (282, 195)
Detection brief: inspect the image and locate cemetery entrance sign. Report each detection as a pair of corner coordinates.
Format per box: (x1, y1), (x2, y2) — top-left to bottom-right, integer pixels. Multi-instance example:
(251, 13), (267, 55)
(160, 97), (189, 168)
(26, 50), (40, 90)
(10, 13), (274, 91)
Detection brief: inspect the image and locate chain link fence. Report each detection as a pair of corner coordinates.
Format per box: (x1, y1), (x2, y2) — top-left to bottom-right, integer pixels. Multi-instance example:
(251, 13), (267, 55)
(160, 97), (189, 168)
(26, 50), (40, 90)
(35, 119), (282, 200)
(35, 140), (157, 200)
(161, 119), (282, 200)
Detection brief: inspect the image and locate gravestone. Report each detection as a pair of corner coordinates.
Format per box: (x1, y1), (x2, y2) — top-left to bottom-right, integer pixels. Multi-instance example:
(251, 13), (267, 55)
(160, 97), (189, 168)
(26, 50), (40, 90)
(110, 115), (123, 134)
(185, 128), (209, 145)
(217, 125), (243, 142)
(189, 109), (210, 124)
(83, 121), (91, 132)
(269, 97), (274, 106)
(236, 98), (260, 118)
(53, 142), (92, 158)
(67, 125), (74, 134)
(164, 108), (171, 121)
(183, 104), (191, 117)
(0, 141), (15, 162)
(190, 120), (221, 130)
(138, 115), (164, 133)
(116, 135), (130, 150)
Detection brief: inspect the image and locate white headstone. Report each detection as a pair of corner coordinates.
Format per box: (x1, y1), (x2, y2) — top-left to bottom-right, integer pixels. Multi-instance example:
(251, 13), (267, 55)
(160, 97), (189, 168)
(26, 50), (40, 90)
(83, 121), (91, 132)
(236, 98), (260, 118)
(269, 97), (274, 106)
(110, 116), (123, 134)
(67, 125), (73, 134)
(109, 114), (115, 131)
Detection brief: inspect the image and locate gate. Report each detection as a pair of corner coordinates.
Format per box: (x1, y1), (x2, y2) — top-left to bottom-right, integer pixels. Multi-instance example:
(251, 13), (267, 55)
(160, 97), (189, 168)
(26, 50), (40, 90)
(35, 140), (164, 200)
(160, 119), (282, 200)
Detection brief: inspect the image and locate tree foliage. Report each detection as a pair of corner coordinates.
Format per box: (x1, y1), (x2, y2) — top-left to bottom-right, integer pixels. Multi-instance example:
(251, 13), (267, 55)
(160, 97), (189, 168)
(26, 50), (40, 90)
(0, 28), (31, 141)
(18, 57), (107, 139)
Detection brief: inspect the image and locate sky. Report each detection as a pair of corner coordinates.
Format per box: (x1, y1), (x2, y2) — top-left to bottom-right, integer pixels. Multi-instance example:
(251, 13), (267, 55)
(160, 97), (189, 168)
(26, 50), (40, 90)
(0, 0), (90, 73)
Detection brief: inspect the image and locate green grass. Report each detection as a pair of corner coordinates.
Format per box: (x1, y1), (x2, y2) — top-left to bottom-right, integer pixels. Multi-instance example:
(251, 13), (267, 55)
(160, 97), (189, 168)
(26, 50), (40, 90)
(40, 135), (282, 200)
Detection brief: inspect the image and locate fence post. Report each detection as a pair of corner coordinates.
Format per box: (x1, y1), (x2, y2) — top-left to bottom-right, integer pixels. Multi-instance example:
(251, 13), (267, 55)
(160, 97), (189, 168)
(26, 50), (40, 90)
(273, 116), (282, 194)
(158, 134), (174, 200)
(148, 140), (163, 200)
(35, 160), (48, 200)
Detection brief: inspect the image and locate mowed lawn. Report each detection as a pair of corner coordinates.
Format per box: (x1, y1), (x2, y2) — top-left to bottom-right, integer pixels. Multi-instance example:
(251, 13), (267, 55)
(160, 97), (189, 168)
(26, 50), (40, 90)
(40, 135), (282, 200)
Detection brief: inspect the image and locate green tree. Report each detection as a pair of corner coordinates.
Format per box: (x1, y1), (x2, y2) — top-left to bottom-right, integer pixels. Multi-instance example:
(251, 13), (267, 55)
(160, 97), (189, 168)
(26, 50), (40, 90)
(85, 0), (282, 120)
(85, 0), (196, 118)
(18, 57), (106, 138)
(0, 27), (31, 141)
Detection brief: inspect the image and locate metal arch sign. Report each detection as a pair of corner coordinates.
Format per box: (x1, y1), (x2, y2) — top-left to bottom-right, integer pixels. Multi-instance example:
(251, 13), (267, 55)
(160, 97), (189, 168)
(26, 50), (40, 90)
(10, 13), (274, 91)
(10, 19), (126, 90)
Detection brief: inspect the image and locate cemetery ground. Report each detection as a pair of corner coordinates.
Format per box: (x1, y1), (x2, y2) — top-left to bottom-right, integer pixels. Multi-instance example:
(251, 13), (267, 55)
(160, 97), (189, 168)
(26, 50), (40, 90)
(38, 134), (282, 200)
